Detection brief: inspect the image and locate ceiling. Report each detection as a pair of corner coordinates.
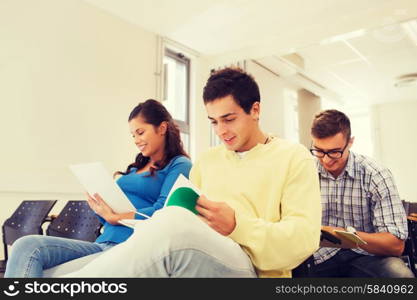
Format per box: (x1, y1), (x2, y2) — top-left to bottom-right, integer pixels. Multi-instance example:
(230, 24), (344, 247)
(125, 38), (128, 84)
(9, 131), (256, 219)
(257, 19), (417, 105)
(83, 0), (417, 105)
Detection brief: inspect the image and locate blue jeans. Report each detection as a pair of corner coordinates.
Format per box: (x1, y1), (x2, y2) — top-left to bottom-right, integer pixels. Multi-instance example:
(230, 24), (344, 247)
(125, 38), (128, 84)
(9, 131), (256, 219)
(4, 235), (115, 278)
(63, 206), (257, 278)
(313, 249), (415, 278)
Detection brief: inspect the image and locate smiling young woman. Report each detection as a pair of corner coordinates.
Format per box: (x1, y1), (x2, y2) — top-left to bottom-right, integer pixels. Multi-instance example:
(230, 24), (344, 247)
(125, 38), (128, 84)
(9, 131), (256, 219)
(5, 99), (192, 278)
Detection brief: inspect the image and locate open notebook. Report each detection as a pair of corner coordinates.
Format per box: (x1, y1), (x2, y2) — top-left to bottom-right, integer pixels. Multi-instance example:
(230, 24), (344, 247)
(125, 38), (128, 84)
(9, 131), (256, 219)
(164, 174), (201, 215)
(118, 175), (201, 228)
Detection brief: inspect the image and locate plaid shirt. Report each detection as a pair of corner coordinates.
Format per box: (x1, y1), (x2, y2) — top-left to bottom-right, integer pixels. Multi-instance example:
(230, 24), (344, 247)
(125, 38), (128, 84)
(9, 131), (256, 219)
(314, 151), (408, 264)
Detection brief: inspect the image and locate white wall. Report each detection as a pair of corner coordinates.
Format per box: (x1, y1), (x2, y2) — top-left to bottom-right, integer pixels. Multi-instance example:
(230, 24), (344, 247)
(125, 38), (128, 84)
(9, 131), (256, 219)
(371, 100), (417, 203)
(0, 0), (159, 259)
(189, 57), (212, 159)
(246, 60), (286, 137)
(297, 89), (321, 148)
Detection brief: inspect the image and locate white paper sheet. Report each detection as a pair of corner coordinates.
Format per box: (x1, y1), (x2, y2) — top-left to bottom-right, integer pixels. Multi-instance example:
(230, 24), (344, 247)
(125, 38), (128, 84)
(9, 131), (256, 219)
(69, 162), (136, 214)
(118, 219), (145, 229)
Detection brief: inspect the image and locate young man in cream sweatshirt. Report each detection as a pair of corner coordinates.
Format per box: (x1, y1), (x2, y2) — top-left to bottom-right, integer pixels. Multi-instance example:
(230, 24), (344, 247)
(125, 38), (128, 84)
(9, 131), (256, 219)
(64, 68), (322, 278)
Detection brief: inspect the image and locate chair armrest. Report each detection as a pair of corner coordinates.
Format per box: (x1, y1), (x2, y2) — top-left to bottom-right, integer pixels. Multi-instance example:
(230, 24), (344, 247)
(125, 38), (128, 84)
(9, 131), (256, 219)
(43, 214), (58, 223)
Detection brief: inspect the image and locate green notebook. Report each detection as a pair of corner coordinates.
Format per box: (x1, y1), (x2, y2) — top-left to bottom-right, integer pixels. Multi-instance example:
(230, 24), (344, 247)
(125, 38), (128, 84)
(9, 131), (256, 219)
(166, 187), (199, 215)
(165, 174), (201, 215)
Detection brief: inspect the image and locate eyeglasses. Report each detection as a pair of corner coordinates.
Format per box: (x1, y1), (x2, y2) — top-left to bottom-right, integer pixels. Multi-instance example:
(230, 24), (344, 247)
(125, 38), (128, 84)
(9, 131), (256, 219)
(310, 141), (349, 159)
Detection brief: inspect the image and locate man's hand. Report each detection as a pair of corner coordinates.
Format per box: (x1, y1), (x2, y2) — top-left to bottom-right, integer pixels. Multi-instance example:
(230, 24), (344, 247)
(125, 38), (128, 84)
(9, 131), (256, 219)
(86, 193), (118, 225)
(196, 195), (236, 236)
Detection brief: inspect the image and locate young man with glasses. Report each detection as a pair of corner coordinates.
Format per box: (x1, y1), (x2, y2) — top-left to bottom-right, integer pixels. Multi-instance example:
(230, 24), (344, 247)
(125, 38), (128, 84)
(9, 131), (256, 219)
(309, 109), (414, 277)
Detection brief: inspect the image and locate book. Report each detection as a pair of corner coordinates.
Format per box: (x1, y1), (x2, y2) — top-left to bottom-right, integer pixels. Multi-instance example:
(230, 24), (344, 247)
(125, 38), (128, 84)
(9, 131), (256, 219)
(117, 175), (200, 228)
(164, 174), (201, 215)
(69, 162), (136, 214)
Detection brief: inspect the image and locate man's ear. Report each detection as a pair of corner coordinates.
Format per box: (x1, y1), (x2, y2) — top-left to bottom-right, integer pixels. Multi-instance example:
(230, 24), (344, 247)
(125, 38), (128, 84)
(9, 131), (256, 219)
(348, 136), (355, 149)
(251, 101), (261, 120)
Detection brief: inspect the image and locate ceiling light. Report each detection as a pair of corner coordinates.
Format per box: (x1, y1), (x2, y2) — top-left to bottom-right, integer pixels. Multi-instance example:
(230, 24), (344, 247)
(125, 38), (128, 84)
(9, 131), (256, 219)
(401, 19), (417, 46)
(320, 29), (366, 45)
(394, 73), (417, 87)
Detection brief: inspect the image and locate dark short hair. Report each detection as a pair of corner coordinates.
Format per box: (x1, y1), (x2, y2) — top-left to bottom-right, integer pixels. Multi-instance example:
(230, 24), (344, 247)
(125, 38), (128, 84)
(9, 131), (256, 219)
(311, 109), (351, 141)
(203, 67), (260, 114)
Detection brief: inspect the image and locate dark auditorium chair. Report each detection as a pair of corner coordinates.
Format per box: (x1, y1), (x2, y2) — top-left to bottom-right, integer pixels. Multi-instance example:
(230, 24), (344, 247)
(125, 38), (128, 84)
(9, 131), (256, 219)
(46, 200), (102, 242)
(1, 200), (57, 275)
(402, 200), (417, 276)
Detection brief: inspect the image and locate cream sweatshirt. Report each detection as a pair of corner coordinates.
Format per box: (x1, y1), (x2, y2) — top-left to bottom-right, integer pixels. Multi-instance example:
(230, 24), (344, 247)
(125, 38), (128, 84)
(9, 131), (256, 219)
(190, 137), (322, 277)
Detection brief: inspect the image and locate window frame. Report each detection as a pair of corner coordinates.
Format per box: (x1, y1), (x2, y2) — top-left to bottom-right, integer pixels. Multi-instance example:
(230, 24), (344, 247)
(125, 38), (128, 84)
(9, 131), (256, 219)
(163, 48), (191, 135)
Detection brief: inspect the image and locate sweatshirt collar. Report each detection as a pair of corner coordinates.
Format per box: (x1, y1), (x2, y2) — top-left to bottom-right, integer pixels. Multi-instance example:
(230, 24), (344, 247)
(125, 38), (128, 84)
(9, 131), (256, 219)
(224, 135), (277, 159)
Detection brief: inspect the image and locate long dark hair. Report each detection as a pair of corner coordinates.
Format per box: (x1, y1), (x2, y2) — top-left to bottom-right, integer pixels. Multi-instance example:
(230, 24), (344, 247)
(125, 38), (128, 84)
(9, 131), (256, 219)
(115, 99), (189, 177)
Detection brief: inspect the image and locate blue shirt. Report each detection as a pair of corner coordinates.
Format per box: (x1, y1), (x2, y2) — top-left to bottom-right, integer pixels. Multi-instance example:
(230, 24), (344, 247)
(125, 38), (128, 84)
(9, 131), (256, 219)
(314, 151), (408, 264)
(95, 155), (192, 244)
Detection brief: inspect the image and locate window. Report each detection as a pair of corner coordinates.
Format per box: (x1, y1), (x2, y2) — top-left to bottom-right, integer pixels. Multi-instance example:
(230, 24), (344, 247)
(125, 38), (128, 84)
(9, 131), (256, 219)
(348, 108), (374, 157)
(210, 126), (221, 147)
(163, 48), (190, 152)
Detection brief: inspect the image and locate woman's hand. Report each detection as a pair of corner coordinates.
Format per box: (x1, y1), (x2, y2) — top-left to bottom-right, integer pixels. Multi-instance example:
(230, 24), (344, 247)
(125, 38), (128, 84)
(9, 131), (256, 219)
(86, 193), (119, 225)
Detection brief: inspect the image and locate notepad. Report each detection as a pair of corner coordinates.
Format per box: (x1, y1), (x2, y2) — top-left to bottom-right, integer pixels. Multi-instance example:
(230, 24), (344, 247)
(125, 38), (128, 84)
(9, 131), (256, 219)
(334, 230), (367, 245)
(69, 162), (136, 214)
